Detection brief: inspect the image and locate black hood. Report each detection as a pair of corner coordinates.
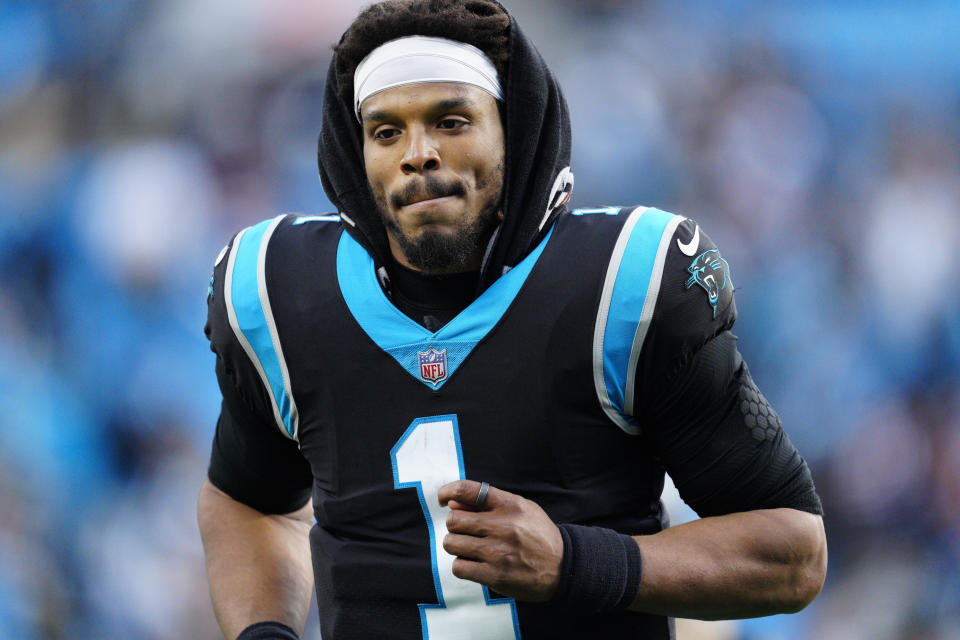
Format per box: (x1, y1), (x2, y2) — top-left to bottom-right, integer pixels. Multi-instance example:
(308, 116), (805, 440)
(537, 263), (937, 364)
(317, 7), (573, 291)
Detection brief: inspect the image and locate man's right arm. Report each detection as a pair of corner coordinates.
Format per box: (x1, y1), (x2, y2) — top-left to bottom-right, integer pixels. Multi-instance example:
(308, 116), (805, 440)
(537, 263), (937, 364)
(197, 368), (315, 639)
(200, 232), (316, 638)
(197, 376), (315, 640)
(198, 479), (313, 640)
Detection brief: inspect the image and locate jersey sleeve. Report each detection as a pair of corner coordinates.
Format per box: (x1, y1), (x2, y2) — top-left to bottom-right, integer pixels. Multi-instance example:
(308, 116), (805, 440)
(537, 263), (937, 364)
(204, 230), (313, 515)
(633, 218), (822, 517)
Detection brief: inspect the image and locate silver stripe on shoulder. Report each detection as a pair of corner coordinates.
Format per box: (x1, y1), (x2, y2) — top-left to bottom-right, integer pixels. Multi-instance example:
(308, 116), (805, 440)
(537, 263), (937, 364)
(258, 214), (300, 440)
(592, 206), (649, 435)
(623, 215), (683, 414)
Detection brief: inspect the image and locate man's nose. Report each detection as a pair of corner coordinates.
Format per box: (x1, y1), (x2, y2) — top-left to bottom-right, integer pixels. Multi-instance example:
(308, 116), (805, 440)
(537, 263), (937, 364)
(401, 128), (441, 174)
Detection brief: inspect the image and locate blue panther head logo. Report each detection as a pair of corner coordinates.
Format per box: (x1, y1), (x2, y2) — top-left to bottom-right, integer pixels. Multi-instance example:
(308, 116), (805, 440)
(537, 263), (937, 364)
(685, 249), (732, 318)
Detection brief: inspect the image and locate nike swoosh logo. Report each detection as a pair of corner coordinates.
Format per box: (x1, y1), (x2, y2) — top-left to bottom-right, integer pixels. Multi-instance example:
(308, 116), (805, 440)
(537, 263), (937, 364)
(677, 224), (700, 256)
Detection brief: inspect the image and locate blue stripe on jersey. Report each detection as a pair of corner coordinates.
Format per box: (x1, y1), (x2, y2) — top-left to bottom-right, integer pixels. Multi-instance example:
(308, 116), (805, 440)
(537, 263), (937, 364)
(337, 226), (554, 389)
(601, 208), (677, 430)
(230, 217), (296, 437)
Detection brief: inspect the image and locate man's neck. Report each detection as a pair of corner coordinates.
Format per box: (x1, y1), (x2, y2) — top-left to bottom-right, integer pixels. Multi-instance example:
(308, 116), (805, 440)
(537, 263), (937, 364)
(386, 261), (480, 331)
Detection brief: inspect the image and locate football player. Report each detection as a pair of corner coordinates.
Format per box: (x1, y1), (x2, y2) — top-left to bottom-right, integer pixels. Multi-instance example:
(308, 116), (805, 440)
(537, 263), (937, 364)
(198, 1), (827, 639)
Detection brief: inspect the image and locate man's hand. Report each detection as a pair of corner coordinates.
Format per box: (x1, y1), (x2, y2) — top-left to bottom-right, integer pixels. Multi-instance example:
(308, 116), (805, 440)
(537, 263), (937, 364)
(438, 479), (563, 602)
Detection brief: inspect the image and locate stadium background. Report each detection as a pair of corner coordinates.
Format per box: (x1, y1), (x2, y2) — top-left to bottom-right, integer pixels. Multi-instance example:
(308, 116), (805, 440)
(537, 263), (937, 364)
(1, 0), (958, 638)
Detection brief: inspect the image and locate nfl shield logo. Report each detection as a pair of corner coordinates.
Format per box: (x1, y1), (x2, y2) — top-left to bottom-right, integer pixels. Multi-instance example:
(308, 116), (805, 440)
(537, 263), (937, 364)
(418, 347), (448, 385)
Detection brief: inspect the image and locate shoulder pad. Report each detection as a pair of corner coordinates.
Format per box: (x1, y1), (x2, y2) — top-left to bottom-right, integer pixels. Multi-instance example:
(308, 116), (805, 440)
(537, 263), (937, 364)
(591, 206), (683, 435)
(211, 214), (301, 441)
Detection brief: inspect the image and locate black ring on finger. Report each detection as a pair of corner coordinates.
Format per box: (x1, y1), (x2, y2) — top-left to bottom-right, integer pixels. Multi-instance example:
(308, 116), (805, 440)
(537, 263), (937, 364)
(475, 481), (490, 509)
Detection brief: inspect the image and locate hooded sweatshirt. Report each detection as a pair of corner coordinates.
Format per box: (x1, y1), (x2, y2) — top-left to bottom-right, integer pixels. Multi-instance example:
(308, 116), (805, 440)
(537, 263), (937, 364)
(316, 5), (575, 296)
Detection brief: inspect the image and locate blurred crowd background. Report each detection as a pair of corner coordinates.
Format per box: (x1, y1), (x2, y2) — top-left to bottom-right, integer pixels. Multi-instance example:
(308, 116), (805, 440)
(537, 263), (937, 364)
(1, 0), (958, 638)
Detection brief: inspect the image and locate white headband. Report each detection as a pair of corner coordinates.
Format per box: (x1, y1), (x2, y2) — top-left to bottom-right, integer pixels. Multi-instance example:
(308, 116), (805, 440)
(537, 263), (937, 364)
(353, 36), (503, 121)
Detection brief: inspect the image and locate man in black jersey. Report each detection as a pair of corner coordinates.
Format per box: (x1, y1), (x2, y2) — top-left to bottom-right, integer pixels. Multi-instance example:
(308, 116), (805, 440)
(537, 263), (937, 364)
(197, 2), (827, 639)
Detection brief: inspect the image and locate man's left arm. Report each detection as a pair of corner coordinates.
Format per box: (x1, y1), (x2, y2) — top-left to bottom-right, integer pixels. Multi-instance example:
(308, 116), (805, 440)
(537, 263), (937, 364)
(626, 506), (825, 619)
(619, 218), (826, 618)
(621, 328), (827, 618)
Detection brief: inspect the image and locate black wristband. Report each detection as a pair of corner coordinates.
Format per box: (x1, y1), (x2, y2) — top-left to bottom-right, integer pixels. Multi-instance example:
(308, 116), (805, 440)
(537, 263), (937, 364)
(553, 524), (643, 613)
(236, 621), (299, 640)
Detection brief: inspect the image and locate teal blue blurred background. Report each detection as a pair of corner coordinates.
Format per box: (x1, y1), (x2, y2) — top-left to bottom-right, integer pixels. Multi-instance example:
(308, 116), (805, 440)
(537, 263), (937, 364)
(1, 1), (958, 638)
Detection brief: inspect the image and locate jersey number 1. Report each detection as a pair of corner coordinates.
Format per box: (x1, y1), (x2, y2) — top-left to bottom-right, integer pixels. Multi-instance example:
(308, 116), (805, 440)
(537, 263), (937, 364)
(391, 415), (522, 639)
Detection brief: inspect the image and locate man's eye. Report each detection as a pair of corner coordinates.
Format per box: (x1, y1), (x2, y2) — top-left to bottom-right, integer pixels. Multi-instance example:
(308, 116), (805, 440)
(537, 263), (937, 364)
(438, 118), (466, 130)
(374, 128), (399, 140)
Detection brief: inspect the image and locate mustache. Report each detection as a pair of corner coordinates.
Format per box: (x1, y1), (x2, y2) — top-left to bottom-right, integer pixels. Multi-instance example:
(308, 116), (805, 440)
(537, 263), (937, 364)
(391, 176), (467, 209)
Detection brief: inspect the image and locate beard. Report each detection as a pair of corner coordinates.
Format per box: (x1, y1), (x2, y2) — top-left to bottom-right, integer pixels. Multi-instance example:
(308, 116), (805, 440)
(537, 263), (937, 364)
(375, 171), (503, 273)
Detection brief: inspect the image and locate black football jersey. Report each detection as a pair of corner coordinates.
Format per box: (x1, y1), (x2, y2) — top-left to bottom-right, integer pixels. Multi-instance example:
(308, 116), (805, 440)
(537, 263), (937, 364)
(205, 206), (818, 639)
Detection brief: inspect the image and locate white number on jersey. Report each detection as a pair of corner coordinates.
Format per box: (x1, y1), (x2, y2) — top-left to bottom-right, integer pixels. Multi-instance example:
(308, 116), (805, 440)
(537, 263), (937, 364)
(391, 415), (521, 639)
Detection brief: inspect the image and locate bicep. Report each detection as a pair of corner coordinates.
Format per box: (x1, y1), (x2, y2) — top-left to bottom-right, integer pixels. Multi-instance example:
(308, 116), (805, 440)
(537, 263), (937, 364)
(629, 219), (820, 517)
(644, 331), (822, 518)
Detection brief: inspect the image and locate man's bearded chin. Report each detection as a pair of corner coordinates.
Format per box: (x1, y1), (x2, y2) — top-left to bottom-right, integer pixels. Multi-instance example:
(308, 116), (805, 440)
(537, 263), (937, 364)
(376, 183), (502, 274)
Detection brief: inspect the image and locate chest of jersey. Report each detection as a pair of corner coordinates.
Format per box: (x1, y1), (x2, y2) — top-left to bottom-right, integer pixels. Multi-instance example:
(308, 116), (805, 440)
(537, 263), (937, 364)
(259, 212), (669, 638)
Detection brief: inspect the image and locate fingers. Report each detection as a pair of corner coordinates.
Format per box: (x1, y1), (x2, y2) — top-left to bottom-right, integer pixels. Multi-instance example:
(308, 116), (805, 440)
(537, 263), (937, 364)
(438, 479), (505, 510)
(450, 556), (492, 585)
(445, 508), (489, 536)
(439, 485), (564, 602)
(442, 531), (487, 561)
(447, 546), (522, 597)
(437, 479), (482, 508)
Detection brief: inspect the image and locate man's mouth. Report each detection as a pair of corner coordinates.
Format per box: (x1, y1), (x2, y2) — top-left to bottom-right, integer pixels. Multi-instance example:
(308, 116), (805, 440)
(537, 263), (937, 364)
(401, 195), (457, 212)
(392, 178), (467, 210)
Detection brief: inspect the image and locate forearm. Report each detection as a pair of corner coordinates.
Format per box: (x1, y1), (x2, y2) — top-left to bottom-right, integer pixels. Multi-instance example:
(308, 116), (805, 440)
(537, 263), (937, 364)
(629, 508), (827, 620)
(198, 479), (314, 639)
